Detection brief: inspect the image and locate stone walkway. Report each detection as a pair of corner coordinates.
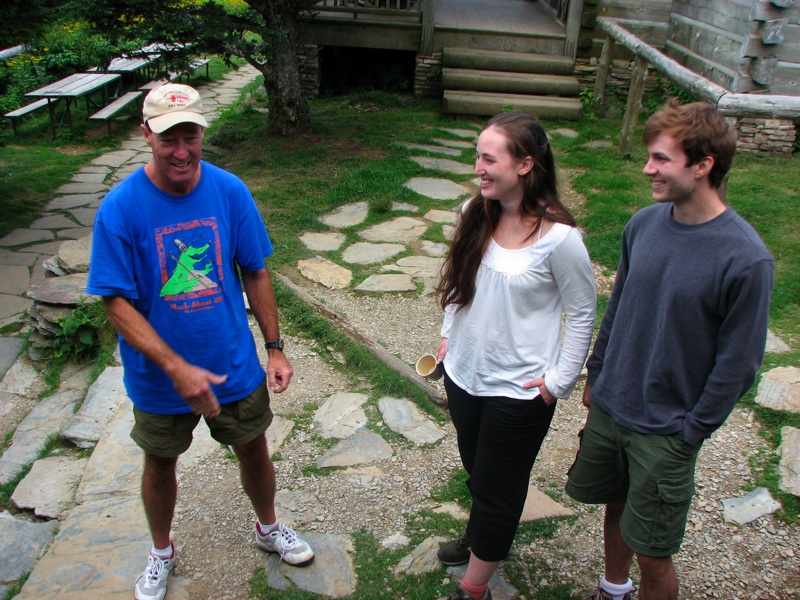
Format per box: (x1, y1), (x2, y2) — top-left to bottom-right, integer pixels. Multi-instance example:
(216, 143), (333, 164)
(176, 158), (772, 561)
(1, 67), (799, 600)
(296, 129), (477, 296)
(0, 70), (529, 599)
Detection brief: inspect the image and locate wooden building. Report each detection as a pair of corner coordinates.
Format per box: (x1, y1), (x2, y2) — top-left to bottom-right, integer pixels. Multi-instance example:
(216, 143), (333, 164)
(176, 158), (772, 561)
(581, 0), (800, 96)
(300, 0), (800, 128)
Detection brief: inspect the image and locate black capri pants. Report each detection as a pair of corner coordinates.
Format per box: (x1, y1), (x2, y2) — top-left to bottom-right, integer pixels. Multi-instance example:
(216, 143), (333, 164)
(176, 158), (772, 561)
(444, 369), (557, 562)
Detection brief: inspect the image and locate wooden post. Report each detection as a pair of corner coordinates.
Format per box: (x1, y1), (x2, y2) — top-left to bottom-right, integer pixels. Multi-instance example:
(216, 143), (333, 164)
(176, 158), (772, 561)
(564, 0), (585, 60)
(420, 0), (436, 56)
(620, 55), (648, 154)
(594, 35), (615, 117)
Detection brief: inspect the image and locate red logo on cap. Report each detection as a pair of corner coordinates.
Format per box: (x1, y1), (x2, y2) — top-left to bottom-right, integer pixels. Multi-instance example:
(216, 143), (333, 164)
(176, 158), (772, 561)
(170, 93), (190, 104)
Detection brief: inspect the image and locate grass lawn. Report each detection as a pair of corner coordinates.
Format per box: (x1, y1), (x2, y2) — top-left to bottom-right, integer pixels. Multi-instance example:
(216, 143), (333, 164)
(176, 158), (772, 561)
(1, 85), (798, 597)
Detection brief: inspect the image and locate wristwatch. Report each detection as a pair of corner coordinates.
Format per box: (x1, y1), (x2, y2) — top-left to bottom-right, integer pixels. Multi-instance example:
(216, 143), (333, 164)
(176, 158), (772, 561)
(265, 339), (284, 351)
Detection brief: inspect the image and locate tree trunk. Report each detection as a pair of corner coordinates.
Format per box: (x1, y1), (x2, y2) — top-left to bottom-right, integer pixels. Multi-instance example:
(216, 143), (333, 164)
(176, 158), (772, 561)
(247, 0), (312, 135)
(262, 42), (309, 135)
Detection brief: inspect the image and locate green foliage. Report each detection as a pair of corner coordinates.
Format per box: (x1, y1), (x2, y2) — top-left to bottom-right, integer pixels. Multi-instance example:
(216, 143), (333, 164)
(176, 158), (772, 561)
(578, 87), (599, 120)
(659, 74), (696, 105)
(31, 22), (116, 78)
(0, 22), (115, 114)
(2, 0), (69, 48)
(430, 467), (472, 508)
(52, 299), (108, 360)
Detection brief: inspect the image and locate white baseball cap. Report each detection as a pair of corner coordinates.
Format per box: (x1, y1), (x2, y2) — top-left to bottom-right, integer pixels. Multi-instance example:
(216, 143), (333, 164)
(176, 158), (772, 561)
(143, 84), (208, 133)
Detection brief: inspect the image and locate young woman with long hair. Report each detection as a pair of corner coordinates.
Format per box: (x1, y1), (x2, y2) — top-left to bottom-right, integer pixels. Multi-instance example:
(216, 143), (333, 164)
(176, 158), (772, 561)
(435, 112), (596, 600)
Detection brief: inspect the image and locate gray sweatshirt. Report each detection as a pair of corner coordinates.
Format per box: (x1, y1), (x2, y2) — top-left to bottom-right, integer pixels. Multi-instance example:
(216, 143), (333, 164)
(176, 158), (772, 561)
(587, 203), (774, 447)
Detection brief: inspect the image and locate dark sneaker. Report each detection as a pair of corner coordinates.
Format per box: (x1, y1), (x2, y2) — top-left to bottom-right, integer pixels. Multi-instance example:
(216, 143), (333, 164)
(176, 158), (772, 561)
(255, 522), (315, 566)
(448, 585), (492, 600)
(134, 542), (176, 600)
(584, 587), (632, 600)
(437, 533), (471, 566)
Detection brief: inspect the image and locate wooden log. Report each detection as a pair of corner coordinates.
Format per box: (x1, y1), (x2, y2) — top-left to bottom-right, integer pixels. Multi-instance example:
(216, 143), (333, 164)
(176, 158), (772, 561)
(760, 62), (800, 95)
(565, 0), (585, 59)
(274, 273), (446, 405)
(597, 17), (800, 119)
(750, 56), (779, 84)
(420, 0), (435, 55)
(742, 30), (800, 63)
(594, 35), (615, 117)
(620, 55), (648, 154)
(717, 90), (800, 117)
(759, 19), (789, 44)
(598, 17), (729, 103)
(751, 0), (800, 25)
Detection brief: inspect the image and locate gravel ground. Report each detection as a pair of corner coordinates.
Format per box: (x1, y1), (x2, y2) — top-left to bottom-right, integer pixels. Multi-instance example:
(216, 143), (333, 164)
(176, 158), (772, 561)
(169, 171), (800, 599)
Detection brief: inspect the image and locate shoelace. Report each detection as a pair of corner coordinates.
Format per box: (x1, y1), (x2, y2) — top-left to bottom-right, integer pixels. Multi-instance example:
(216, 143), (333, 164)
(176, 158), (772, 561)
(145, 554), (168, 587)
(277, 524), (300, 550)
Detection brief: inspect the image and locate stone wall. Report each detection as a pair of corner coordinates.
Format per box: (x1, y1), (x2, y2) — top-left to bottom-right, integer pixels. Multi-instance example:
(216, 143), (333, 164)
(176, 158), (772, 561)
(575, 57), (662, 98)
(735, 118), (797, 158)
(414, 52), (443, 98)
(298, 45), (320, 98)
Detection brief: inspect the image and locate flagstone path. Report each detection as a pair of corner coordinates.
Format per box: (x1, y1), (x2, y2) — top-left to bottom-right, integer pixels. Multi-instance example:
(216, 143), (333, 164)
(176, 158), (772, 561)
(0, 67), (799, 600)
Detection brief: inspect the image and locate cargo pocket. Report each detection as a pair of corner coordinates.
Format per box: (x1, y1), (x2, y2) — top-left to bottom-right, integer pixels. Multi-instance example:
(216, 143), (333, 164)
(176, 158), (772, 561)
(649, 478), (696, 551)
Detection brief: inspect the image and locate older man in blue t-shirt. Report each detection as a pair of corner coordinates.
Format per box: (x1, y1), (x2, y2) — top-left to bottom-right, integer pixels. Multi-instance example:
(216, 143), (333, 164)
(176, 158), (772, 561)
(87, 84), (314, 600)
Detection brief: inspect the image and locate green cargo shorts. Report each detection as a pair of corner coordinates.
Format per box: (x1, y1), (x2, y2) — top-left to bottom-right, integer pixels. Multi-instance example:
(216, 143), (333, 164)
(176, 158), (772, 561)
(131, 378), (273, 457)
(565, 404), (703, 557)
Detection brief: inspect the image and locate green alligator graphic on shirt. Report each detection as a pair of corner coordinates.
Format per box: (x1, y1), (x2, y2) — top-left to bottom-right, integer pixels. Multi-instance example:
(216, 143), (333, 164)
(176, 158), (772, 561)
(160, 238), (216, 297)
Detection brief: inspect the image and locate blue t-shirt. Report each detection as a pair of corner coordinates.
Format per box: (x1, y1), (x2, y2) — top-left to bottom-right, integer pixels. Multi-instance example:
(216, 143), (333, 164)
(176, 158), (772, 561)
(86, 161), (273, 414)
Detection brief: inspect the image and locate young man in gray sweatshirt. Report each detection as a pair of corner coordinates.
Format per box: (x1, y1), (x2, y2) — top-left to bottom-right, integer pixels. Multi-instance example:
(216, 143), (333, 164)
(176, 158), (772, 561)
(566, 100), (774, 600)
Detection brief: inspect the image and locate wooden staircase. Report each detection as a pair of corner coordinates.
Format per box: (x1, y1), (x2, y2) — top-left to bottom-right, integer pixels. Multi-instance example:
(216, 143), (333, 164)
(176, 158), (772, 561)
(441, 48), (583, 120)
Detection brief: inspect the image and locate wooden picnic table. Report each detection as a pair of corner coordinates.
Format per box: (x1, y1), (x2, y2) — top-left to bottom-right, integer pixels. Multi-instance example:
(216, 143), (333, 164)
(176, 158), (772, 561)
(26, 72), (122, 138)
(90, 54), (161, 85)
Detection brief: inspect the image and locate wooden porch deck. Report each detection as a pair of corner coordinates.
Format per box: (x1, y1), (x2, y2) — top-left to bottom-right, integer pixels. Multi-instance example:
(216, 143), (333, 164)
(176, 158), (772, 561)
(435, 0), (563, 36)
(305, 0), (567, 54)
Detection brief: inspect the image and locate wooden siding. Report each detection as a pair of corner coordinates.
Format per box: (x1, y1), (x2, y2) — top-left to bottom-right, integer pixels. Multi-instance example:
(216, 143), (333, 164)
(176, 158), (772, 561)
(667, 14), (747, 78)
(771, 62), (800, 95)
(672, 0), (755, 36)
(667, 0), (800, 93)
(580, 0), (671, 56)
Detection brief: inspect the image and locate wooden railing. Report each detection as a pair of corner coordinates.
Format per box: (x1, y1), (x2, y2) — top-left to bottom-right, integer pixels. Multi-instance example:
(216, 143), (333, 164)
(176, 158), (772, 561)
(595, 17), (800, 153)
(313, 0), (422, 20)
(312, 0), (434, 54)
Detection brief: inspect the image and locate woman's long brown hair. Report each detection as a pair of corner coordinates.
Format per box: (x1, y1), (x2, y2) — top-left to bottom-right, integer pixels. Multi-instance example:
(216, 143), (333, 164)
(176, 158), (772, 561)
(436, 112), (576, 312)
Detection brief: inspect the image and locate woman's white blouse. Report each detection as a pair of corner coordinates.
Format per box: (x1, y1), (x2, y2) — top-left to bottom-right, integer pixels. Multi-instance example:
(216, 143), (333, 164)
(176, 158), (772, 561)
(441, 222), (596, 400)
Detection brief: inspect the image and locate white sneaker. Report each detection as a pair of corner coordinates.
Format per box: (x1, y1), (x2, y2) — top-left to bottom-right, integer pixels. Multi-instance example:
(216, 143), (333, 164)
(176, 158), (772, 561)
(255, 523), (315, 566)
(134, 543), (176, 600)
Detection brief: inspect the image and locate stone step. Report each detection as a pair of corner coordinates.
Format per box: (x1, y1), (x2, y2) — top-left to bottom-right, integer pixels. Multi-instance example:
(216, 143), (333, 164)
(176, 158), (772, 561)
(442, 47), (575, 75)
(443, 67), (580, 96)
(442, 90), (583, 120)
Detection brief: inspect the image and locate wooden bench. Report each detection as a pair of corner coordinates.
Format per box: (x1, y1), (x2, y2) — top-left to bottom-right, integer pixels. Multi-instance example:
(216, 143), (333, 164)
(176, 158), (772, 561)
(89, 91), (143, 134)
(139, 58), (211, 92)
(139, 77), (173, 91)
(187, 58), (210, 79)
(4, 99), (50, 134)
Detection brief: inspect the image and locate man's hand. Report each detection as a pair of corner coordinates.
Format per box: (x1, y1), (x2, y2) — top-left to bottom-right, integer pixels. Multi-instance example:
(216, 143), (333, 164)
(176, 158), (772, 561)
(267, 350), (293, 393)
(170, 362), (227, 418)
(582, 383), (592, 408)
(522, 377), (556, 405)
